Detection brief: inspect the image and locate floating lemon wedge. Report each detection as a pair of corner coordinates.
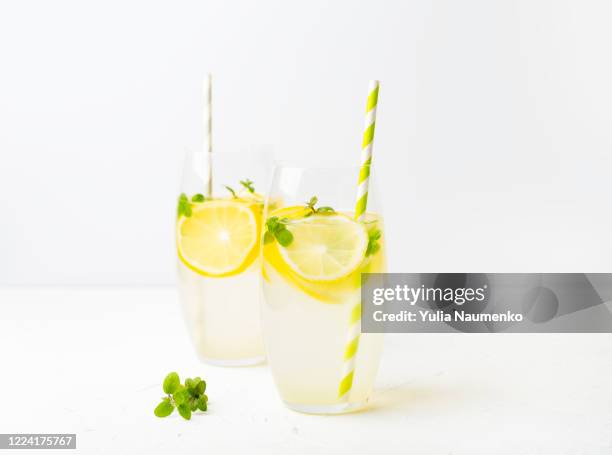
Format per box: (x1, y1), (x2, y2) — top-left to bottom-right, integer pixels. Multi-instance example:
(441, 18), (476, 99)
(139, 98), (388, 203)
(277, 214), (368, 282)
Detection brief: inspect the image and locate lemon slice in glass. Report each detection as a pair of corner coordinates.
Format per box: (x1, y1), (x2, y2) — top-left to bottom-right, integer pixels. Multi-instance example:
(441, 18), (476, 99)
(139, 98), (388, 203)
(177, 200), (259, 277)
(268, 205), (311, 220)
(278, 214), (368, 282)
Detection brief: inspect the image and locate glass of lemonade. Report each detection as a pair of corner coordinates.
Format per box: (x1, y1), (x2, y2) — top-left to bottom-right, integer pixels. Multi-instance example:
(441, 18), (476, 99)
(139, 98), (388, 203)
(261, 163), (386, 413)
(176, 149), (272, 366)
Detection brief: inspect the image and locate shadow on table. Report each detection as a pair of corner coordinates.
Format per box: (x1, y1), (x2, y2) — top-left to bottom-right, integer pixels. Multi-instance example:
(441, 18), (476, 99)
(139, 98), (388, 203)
(362, 380), (480, 416)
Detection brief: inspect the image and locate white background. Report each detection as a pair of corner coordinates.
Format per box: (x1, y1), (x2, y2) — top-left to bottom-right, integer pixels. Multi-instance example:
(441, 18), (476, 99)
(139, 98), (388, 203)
(2, 4), (612, 453)
(2, 0), (612, 285)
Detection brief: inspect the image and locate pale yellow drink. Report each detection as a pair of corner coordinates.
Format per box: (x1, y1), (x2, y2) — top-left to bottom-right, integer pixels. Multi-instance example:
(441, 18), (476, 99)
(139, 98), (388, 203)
(176, 195), (265, 365)
(177, 260), (263, 362)
(261, 206), (385, 412)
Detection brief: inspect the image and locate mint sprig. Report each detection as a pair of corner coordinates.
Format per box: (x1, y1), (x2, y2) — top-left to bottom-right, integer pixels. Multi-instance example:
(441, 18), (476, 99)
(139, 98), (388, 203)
(304, 196), (335, 216)
(227, 179), (258, 198)
(240, 179), (255, 193)
(305, 196), (318, 213)
(154, 372), (208, 420)
(177, 193), (192, 218)
(264, 196), (337, 247)
(366, 228), (382, 256)
(177, 193), (205, 218)
(265, 217), (294, 247)
(224, 185), (237, 198)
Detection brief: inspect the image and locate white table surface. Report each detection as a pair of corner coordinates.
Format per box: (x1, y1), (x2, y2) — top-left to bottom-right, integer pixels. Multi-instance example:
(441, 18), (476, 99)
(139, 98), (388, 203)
(1, 287), (611, 454)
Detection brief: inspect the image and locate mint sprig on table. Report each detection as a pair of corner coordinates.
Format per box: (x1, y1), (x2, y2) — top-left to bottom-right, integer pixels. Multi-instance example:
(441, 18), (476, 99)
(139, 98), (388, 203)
(154, 372), (208, 420)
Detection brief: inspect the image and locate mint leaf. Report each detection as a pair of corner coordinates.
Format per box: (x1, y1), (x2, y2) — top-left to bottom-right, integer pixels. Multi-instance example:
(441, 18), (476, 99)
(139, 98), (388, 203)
(173, 386), (190, 405)
(177, 193), (192, 218)
(197, 396), (208, 411)
(154, 398), (174, 418)
(366, 228), (382, 256)
(163, 372), (180, 394)
(177, 403), (192, 420)
(239, 179), (255, 193)
(184, 378), (195, 391)
(265, 216), (294, 247)
(304, 196), (334, 215)
(275, 229), (294, 247)
(266, 217), (279, 232)
(192, 194), (205, 202)
(224, 185), (237, 198)
(195, 379), (206, 395)
(305, 196), (318, 214)
(263, 231), (274, 244)
(367, 242), (380, 256)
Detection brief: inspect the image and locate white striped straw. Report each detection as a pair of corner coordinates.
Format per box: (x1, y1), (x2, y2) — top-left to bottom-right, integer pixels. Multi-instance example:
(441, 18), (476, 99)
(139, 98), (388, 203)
(354, 80), (379, 222)
(338, 80), (380, 403)
(204, 74), (213, 197)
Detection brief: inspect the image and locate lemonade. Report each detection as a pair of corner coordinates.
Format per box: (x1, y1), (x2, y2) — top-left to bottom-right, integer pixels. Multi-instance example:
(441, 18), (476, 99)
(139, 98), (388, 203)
(176, 193), (265, 365)
(261, 202), (386, 412)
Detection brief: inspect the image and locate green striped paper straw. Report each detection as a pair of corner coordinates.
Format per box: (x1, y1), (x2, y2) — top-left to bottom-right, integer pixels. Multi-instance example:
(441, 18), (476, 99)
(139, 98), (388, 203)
(338, 80), (380, 401)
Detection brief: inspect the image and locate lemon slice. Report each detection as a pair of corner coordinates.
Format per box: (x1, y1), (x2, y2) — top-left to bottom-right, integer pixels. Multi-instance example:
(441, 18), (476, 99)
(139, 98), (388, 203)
(177, 200), (259, 277)
(268, 205), (311, 220)
(278, 214), (368, 282)
(237, 190), (264, 202)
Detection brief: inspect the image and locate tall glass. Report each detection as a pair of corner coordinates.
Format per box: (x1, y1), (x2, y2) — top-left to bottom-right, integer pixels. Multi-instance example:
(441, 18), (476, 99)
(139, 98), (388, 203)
(177, 149), (272, 366)
(261, 163), (386, 413)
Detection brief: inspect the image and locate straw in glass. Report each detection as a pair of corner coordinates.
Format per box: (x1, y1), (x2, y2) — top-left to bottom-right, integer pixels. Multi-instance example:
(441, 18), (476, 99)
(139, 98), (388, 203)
(338, 80), (380, 402)
(204, 74), (213, 197)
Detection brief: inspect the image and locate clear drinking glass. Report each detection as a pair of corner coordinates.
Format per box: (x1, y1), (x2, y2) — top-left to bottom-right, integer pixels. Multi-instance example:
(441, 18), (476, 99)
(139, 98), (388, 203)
(177, 149), (272, 366)
(261, 163), (386, 413)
